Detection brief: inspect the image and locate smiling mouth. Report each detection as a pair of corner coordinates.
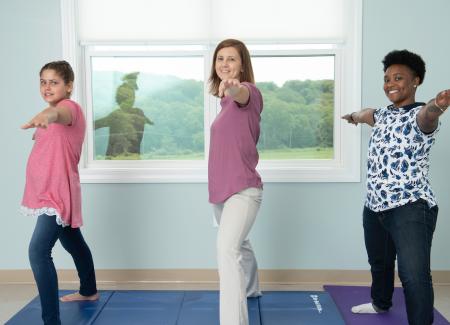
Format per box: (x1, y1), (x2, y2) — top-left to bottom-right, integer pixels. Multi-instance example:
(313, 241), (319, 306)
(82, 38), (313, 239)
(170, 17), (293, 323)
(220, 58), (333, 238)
(388, 90), (399, 94)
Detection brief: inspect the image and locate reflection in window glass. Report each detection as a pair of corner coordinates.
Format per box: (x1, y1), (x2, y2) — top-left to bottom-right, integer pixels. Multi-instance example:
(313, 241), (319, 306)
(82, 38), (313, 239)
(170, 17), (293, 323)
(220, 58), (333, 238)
(253, 56), (335, 159)
(91, 57), (204, 160)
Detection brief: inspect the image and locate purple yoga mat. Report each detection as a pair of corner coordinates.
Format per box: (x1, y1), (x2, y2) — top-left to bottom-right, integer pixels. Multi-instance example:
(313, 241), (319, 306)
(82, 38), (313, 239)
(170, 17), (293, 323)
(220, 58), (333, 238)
(324, 285), (449, 325)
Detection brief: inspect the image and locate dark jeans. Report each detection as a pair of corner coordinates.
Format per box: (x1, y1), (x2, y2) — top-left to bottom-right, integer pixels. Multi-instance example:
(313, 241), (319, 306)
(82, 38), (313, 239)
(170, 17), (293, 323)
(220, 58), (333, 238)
(363, 199), (438, 325)
(28, 214), (97, 325)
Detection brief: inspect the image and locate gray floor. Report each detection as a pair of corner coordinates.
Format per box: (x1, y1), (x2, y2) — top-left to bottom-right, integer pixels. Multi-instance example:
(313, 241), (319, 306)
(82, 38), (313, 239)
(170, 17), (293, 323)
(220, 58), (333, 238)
(2, 282), (450, 323)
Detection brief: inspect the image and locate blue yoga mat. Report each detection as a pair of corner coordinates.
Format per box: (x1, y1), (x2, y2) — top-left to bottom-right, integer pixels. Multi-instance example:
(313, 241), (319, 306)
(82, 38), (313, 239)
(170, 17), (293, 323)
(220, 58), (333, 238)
(176, 290), (260, 325)
(7, 290), (347, 324)
(324, 285), (450, 325)
(5, 290), (113, 325)
(93, 290), (185, 325)
(259, 291), (346, 325)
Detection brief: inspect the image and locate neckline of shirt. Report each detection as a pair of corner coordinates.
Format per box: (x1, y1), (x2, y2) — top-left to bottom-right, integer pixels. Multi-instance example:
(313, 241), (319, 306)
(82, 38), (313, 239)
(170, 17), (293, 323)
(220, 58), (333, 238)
(387, 102), (426, 112)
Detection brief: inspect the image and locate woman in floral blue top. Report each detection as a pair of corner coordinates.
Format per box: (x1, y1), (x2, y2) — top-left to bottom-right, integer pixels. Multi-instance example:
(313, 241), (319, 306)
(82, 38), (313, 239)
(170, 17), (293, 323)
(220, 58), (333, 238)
(342, 49), (449, 325)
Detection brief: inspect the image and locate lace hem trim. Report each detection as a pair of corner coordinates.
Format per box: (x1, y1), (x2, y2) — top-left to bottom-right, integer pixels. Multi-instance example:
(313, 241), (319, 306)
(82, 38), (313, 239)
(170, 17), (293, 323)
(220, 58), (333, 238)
(19, 206), (69, 227)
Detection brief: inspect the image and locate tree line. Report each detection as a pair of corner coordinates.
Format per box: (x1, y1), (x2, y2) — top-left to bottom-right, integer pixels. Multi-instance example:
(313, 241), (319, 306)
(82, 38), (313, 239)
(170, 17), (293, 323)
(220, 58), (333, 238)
(92, 72), (334, 159)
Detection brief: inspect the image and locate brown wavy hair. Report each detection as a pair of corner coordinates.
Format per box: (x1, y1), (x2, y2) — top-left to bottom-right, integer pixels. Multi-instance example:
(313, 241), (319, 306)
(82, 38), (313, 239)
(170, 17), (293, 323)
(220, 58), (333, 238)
(208, 39), (255, 97)
(40, 60), (74, 85)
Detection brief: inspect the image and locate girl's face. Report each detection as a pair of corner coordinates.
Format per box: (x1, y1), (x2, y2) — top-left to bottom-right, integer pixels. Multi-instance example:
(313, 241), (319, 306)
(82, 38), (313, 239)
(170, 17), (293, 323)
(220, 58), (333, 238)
(383, 64), (419, 108)
(40, 69), (72, 106)
(215, 46), (243, 81)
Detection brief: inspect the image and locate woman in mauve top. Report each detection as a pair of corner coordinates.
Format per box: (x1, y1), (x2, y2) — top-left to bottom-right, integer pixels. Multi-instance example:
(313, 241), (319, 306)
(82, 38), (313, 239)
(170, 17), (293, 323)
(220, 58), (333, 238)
(21, 61), (98, 325)
(208, 39), (263, 325)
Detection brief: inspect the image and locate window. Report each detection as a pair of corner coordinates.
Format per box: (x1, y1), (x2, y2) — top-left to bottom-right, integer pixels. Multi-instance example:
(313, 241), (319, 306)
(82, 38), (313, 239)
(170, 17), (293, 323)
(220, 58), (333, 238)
(91, 57), (205, 161)
(86, 47), (206, 162)
(61, 0), (362, 182)
(252, 54), (335, 160)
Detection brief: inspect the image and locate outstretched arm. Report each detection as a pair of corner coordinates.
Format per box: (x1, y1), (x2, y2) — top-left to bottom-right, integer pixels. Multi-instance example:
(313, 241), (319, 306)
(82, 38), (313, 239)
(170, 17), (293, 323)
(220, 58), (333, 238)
(21, 105), (72, 129)
(417, 89), (449, 133)
(342, 108), (376, 127)
(218, 79), (250, 106)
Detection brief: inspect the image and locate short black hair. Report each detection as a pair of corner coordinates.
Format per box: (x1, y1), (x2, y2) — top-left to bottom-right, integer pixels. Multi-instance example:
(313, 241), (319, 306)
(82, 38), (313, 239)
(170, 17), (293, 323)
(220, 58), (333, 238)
(382, 50), (426, 85)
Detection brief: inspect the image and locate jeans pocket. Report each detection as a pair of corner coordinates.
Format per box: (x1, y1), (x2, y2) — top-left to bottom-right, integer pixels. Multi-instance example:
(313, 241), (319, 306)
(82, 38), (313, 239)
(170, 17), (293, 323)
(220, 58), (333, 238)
(414, 199), (438, 232)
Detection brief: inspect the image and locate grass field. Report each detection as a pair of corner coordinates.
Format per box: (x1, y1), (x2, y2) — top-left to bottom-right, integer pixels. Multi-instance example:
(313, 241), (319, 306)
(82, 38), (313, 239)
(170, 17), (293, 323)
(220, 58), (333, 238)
(95, 147), (333, 161)
(259, 147), (333, 160)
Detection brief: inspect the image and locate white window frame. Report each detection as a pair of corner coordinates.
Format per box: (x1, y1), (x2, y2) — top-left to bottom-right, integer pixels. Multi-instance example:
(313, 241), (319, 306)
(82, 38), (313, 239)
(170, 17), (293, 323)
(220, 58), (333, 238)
(61, 0), (362, 183)
(82, 44), (212, 183)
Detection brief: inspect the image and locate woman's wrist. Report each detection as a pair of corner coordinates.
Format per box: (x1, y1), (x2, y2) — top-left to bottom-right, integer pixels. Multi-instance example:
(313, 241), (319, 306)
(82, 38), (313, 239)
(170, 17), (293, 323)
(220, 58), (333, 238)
(434, 98), (448, 113)
(227, 85), (240, 98)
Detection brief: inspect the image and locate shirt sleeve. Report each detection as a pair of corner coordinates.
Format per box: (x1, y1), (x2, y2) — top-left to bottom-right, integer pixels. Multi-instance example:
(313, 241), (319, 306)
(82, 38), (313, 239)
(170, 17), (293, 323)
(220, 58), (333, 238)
(58, 99), (79, 127)
(240, 82), (263, 113)
(412, 106), (441, 137)
(373, 108), (381, 124)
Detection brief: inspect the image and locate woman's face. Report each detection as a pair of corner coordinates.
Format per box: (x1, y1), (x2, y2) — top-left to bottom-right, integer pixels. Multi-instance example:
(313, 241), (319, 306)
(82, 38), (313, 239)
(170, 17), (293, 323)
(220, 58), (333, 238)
(40, 69), (72, 106)
(215, 46), (243, 81)
(383, 64), (419, 107)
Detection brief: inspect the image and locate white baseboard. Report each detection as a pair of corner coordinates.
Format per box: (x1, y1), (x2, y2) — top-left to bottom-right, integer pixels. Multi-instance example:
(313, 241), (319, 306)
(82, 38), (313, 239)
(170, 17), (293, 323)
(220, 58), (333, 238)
(1, 269), (450, 285)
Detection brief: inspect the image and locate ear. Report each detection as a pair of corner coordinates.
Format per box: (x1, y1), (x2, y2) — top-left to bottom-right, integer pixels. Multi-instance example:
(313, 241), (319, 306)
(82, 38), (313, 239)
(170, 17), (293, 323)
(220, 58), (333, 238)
(66, 81), (73, 94)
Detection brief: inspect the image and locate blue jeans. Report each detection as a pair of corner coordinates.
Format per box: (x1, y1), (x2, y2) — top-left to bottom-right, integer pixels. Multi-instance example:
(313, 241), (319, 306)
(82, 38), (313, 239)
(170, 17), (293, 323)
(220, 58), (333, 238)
(363, 199), (438, 325)
(28, 214), (97, 325)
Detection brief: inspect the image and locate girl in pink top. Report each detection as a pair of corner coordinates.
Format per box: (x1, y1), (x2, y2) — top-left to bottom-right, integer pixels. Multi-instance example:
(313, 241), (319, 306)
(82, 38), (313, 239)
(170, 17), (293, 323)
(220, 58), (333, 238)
(21, 61), (98, 325)
(208, 39), (263, 325)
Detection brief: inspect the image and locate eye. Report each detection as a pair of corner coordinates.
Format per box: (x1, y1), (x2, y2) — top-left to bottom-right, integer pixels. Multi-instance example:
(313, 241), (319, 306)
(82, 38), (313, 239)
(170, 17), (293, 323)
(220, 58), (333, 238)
(40, 80), (46, 86)
(394, 76), (402, 81)
(50, 80), (58, 85)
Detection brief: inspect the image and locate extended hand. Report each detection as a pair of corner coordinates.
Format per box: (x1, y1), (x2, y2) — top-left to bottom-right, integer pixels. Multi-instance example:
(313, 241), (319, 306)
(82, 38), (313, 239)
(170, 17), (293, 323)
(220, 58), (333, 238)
(21, 112), (50, 129)
(435, 89), (450, 111)
(341, 113), (358, 125)
(218, 79), (241, 98)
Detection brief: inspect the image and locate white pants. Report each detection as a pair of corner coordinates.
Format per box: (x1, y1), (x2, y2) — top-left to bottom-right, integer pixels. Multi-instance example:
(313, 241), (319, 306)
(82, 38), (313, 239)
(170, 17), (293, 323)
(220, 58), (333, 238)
(213, 187), (263, 325)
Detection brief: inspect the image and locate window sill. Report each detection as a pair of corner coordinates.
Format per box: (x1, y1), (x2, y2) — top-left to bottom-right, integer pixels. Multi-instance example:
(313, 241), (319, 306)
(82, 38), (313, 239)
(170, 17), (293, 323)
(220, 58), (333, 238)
(79, 162), (360, 183)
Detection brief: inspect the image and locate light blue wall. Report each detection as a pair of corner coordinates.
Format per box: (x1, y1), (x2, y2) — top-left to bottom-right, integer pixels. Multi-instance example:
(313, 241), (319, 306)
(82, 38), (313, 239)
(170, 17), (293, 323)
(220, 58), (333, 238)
(1, 0), (449, 270)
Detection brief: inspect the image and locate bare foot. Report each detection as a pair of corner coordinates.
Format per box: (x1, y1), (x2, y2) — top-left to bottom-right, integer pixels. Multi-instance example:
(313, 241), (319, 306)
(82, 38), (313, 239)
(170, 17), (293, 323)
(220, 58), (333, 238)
(59, 292), (99, 302)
